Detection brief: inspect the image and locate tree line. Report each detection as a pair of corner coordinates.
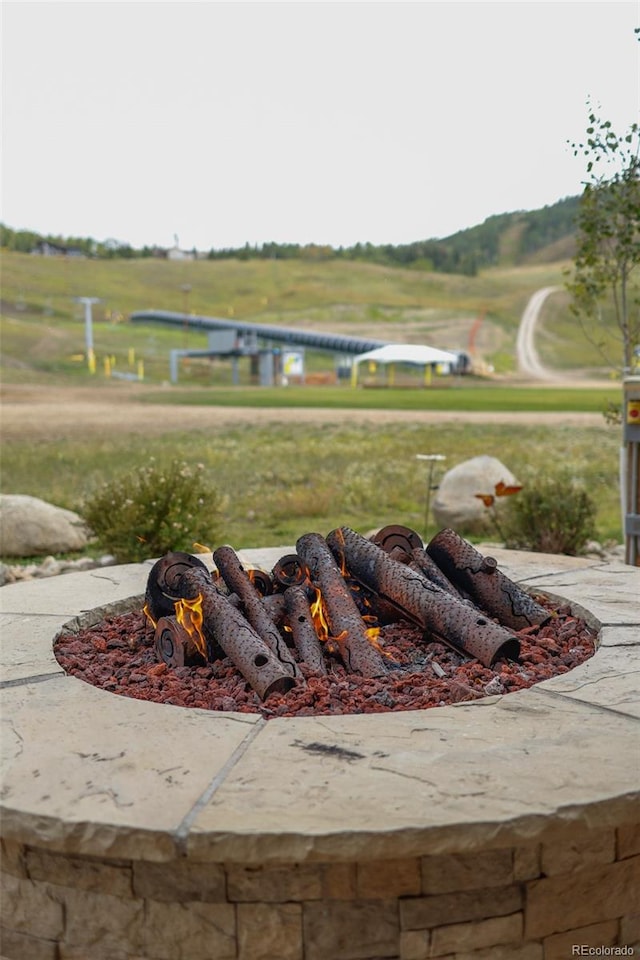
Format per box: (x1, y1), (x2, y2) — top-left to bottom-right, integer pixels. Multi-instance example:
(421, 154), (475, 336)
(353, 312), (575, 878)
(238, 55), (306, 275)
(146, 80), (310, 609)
(0, 195), (580, 276)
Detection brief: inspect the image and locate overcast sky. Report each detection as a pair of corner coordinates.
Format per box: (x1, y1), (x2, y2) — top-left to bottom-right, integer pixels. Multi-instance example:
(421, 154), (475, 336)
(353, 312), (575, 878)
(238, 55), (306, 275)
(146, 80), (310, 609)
(2, 1), (638, 251)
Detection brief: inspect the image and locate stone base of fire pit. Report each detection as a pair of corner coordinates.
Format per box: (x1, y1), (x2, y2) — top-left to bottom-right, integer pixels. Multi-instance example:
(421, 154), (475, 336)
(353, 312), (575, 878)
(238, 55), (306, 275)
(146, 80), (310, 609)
(1, 549), (639, 960)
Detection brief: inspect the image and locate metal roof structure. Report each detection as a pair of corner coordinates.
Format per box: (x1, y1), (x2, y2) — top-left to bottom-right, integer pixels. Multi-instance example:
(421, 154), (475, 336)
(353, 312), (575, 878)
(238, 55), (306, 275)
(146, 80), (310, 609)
(129, 310), (389, 355)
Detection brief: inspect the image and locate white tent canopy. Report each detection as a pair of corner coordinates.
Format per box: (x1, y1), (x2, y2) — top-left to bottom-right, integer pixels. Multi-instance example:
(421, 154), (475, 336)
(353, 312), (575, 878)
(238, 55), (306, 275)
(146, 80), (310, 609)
(351, 343), (459, 386)
(354, 343), (459, 366)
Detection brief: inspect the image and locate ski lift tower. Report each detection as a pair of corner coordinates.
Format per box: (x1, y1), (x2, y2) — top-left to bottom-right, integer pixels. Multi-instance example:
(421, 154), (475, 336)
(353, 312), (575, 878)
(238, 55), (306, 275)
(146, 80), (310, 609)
(74, 297), (102, 373)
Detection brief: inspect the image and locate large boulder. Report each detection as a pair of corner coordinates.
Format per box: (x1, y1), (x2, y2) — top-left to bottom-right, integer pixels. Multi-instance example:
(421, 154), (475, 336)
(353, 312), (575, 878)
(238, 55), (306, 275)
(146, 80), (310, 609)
(0, 495), (90, 557)
(431, 456), (519, 533)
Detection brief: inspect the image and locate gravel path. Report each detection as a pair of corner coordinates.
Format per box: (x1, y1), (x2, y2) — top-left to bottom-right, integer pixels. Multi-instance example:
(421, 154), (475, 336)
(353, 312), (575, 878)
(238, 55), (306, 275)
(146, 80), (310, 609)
(516, 286), (563, 380)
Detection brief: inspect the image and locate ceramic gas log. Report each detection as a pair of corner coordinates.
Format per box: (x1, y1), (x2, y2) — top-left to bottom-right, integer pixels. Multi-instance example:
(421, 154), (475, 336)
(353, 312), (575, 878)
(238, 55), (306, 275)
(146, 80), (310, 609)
(146, 555), (300, 700)
(213, 544), (303, 682)
(143, 526), (554, 702)
(283, 584), (328, 676)
(326, 526), (521, 666)
(295, 532), (388, 678)
(426, 528), (552, 631)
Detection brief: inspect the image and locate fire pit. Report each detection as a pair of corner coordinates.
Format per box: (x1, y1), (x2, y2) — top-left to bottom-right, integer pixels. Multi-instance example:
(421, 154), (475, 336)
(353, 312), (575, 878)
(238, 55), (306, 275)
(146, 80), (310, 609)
(1, 542), (639, 959)
(53, 528), (597, 719)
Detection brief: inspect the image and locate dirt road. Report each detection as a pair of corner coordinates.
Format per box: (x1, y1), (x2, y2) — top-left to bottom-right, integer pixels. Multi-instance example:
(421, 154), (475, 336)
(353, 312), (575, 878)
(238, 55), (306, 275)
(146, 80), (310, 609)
(0, 383), (606, 441)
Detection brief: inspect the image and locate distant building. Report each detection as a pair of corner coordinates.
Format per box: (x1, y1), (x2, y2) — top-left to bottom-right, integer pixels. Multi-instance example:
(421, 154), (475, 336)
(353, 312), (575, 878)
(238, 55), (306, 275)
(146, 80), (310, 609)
(167, 245), (196, 261)
(31, 240), (64, 256)
(31, 241), (85, 258)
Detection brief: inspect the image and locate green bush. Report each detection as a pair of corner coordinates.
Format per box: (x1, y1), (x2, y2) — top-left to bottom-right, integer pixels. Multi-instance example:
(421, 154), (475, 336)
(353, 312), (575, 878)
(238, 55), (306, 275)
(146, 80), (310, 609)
(503, 472), (597, 556)
(81, 460), (225, 563)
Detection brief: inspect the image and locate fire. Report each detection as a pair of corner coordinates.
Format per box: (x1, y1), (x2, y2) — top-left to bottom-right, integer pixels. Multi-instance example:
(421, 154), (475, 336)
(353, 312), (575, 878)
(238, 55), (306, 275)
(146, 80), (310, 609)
(174, 594), (207, 659)
(365, 624), (394, 660)
(309, 585), (394, 660)
(366, 625), (381, 645)
(332, 528), (348, 577)
(327, 629), (348, 656)
(142, 603), (157, 628)
(192, 541), (212, 553)
(309, 588), (346, 655)
(310, 587), (330, 642)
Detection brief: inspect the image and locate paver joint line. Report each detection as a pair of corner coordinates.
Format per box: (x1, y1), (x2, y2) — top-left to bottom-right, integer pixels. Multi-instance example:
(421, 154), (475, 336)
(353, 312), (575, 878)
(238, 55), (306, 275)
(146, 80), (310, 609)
(0, 672), (61, 689)
(536, 686), (640, 722)
(173, 717), (267, 852)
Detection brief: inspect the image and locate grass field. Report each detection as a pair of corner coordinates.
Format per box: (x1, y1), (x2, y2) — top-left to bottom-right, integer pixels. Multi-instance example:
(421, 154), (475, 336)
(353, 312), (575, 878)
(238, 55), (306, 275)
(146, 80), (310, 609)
(139, 384), (621, 413)
(1, 251), (565, 323)
(2, 417), (623, 552)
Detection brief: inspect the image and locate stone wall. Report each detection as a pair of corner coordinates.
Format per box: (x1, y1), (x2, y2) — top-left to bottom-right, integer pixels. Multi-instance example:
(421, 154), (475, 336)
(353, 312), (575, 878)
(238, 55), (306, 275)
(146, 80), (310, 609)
(2, 823), (639, 960)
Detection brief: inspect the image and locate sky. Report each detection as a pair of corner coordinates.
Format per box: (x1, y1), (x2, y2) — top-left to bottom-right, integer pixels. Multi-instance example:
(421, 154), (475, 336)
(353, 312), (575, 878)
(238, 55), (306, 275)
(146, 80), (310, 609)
(2, 1), (639, 251)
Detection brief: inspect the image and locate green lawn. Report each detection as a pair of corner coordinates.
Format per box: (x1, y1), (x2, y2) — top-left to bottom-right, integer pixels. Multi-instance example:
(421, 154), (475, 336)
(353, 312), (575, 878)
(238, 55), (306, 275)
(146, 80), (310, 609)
(139, 384), (621, 413)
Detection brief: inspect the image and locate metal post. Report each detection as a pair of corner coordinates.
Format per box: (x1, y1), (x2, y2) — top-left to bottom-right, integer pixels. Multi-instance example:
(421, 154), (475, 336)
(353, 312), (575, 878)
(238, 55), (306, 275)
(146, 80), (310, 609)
(76, 297), (100, 352)
(74, 297), (101, 373)
(415, 454), (446, 541)
(169, 349), (180, 384)
(181, 284), (191, 348)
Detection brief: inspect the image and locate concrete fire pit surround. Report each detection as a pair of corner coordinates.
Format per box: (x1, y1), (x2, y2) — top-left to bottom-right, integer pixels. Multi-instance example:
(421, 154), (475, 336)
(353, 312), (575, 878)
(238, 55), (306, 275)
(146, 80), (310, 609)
(1, 548), (639, 960)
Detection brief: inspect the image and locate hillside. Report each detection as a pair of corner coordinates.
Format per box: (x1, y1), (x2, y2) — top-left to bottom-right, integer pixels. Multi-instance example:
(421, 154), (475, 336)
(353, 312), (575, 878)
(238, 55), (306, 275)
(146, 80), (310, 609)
(0, 195), (580, 276)
(3, 193), (621, 387)
(3, 250), (608, 386)
(326, 196), (580, 275)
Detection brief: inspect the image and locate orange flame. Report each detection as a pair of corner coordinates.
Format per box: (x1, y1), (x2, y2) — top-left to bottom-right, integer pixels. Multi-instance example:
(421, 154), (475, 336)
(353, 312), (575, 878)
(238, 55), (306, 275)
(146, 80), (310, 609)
(192, 541), (211, 554)
(366, 625), (381, 645)
(143, 602), (157, 628)
(247, 568), (270, 595)
(174, 594), (207, 659)
(330, 528), (348, 577)
(310, 587), (330, 642)
(325, 628), (347, 656)
(365, 624), (395, 660)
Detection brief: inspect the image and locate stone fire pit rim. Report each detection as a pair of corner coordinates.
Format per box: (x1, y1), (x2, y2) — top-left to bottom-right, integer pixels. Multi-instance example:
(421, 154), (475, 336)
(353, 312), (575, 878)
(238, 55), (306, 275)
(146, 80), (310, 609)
(1, 547), (639, 865)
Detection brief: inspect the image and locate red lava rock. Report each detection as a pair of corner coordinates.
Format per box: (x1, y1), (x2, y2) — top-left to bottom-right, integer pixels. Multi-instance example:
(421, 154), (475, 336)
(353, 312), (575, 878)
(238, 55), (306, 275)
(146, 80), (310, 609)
(53, 600), (597, 720)
(149, 662), (168, 677)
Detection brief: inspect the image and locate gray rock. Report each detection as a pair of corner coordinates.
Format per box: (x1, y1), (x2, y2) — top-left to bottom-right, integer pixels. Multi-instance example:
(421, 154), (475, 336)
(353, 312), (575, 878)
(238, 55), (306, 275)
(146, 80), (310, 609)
(0, 494), (89, 557)
(0, 553), (117, 585)
(431, 455), (520, 533)
(32, 555), (62, 577)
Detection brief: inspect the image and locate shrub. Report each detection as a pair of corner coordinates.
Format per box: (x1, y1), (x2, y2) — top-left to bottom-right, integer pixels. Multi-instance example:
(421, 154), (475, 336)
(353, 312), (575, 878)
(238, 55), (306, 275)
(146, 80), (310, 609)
(502, 472), (597, 556)
(81, 460), (225, 563)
